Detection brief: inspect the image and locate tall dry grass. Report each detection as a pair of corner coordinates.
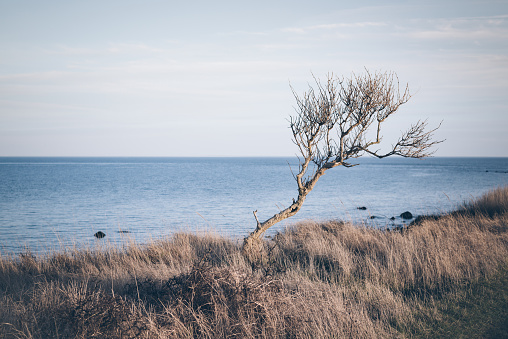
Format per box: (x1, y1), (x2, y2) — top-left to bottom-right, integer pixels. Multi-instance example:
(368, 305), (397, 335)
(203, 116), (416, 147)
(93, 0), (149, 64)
(1, 187), (507, 338)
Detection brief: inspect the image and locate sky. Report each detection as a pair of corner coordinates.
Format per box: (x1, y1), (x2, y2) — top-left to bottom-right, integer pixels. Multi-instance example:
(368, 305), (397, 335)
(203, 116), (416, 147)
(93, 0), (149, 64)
(0, 0), (507, 157)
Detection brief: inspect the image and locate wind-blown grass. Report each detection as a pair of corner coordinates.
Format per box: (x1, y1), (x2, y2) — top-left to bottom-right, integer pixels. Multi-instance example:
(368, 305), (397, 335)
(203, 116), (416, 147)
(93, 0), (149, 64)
(1, 187), (507, 338)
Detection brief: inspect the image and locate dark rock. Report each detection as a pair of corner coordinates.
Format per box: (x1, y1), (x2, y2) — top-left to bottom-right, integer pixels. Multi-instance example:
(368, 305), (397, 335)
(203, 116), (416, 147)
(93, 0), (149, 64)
(389, 216), (396, 221)
(357, 206), (367, 210)
(369, 215), (376, 219)
(94, 231), (106, 239)
(400, 211), (413, 219)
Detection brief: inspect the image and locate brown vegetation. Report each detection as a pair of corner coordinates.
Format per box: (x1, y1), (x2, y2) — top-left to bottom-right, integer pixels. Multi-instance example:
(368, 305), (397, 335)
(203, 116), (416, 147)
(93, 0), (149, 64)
(1, 187), (507, 338)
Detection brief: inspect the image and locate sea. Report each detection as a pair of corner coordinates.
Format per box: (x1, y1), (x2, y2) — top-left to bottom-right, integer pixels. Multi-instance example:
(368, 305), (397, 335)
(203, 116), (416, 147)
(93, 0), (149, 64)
(1, 157), (507, 255)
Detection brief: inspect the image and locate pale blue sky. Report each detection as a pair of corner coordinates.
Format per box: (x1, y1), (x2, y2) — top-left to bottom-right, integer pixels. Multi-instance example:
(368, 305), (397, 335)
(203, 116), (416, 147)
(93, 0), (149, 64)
(1, 0), (507, 156)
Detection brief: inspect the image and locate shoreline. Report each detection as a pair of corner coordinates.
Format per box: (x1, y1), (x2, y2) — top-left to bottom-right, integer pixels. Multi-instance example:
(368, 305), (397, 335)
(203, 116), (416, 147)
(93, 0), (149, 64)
(1, 187), (507, 337)
(2, 157), (507, 256)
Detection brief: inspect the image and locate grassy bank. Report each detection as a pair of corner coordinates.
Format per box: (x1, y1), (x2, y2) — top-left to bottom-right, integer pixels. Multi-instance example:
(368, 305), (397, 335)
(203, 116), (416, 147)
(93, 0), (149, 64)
(1, 187), (507, 338)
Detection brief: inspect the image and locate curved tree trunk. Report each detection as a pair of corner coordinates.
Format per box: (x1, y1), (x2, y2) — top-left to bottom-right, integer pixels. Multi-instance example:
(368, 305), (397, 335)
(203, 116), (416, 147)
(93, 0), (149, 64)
(247, 196), (305, 241)
(242, 168), (326, 260)
(242, 197), (306, 261)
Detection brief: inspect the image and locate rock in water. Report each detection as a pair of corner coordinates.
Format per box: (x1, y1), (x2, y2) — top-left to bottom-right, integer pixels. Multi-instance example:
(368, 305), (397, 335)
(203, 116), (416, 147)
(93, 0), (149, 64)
(357, 206), (367, 210)
(400, 211), (413, 219)
(94, 231), (106, 239)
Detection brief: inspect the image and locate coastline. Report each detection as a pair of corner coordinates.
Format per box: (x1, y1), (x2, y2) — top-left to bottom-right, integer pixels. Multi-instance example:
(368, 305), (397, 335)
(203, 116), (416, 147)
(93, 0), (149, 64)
(1, 187), (507, 337)
(1, 156), (508, 255)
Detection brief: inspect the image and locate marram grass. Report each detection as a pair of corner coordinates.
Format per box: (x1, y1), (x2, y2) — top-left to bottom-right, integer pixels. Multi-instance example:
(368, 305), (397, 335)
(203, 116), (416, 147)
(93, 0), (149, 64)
(1, 187), (507, 338)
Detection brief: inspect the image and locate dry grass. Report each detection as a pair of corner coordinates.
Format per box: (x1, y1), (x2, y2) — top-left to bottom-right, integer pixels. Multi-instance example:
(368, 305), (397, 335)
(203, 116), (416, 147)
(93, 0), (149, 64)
(1, 187), (507, 338)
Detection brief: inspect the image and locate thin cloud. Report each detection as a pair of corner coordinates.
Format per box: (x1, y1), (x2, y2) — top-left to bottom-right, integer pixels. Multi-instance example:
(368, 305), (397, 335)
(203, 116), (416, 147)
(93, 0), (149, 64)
(0, 99), (93, 112)
(403, 15), (508, 41)
(43, 45), (99, 56)
(43, 42), (167, 57)
(218, 30), (270, 37)
(105, 43), (165, 54)
(410, 28), (508, 40)
(281, 21), (387, 34)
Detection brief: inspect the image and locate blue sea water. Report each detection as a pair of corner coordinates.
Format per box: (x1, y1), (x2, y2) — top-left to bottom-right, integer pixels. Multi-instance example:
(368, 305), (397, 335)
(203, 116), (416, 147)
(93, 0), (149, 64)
(1, 157), (507, 255)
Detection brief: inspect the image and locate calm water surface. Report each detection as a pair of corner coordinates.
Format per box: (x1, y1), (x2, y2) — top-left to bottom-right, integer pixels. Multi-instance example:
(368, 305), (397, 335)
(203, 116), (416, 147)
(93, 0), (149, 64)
(1, 157), (507, 254)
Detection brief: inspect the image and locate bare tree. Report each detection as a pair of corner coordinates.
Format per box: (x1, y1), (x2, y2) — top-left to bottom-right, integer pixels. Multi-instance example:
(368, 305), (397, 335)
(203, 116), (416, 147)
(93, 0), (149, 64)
(243, 70), (442, 258)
